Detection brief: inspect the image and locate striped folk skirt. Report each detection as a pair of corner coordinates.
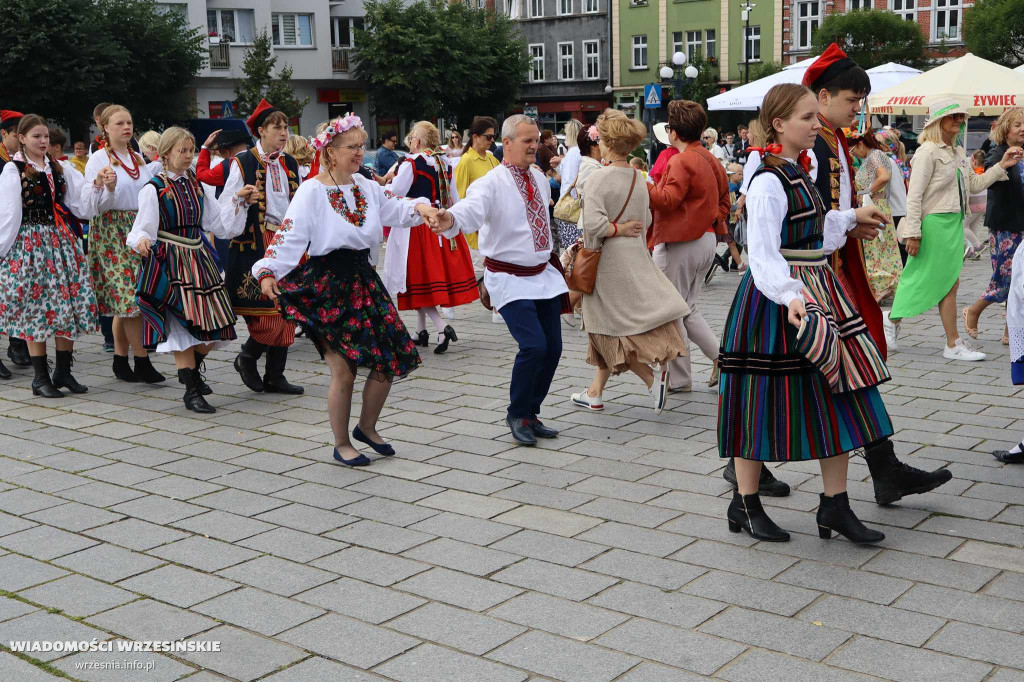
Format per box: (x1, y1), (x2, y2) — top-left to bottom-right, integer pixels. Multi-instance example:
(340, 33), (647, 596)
(718, 249), (894, 462)
(136, 228), (237, 351)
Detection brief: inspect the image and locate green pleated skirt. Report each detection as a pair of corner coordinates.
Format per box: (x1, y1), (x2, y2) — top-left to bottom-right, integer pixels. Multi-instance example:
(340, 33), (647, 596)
(890, 212), (963, 320)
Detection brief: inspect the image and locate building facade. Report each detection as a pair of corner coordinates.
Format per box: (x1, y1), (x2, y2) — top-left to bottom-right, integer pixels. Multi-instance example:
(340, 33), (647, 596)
(782, 0), (970, 65)
(501, 0), (614, 129)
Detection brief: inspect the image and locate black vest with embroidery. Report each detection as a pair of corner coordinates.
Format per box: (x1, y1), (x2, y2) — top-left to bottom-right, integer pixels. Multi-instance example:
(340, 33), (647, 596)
(14, 161), (66, 225)
(752, 159), (826, 250)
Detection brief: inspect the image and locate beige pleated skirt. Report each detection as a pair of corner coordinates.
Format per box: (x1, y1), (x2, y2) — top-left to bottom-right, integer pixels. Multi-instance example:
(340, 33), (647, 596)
(586, 320), (688, 374)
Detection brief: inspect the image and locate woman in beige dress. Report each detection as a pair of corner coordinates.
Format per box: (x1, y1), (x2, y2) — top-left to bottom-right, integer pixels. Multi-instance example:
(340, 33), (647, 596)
(570, 109), (689, 414)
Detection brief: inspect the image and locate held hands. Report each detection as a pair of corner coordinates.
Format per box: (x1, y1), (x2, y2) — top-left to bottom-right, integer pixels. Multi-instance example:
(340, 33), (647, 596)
(905, 237), (921, 257)
(203, 129), (222, 149)
(237, 184), (258, 205)
(260, 276), (281, 300)
(787, 297), (806, 327)
(135, 237), (151, 258)
(850, 205), (889, 241)
(999, 146), (1024, 169)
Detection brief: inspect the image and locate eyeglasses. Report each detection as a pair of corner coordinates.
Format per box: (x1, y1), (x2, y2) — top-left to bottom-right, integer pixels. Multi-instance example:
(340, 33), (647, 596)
(340, 144), (365, 152)
(482, 134), (495, 141)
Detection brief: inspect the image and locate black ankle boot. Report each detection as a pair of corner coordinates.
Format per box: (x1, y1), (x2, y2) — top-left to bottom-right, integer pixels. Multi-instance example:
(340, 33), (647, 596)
(30, 355), (63, 398)
(723, 459), (791, 497)
(413, 330), (429, 347)
(193, 351), (212, 396)
(178, 368), (215, 413)
(864, 439), (952, 505)
(263, 346), (303, 394)
(817, 492), (885, 544)
(7, 338), (30, 367)
(726, 490), (790, 542)
(132, 354), (165, 384)
(0, 357), (10, 379)
(51, 350), (87, 394)
(112, 354), (139, 382)
(234, 339), (267, 392)
(434, 325), (457, 355)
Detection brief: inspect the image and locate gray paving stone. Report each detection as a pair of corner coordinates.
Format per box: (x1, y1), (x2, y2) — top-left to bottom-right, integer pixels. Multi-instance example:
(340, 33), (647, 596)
(401, 537), (521, 576)
(0, 651), (66, 680)
(581, 548), (706, 590)
(430, 451), (518, 475)
(20, 574), (136, 617)
(0, 611), (108, 661)
(862, 549), (1000, 592)
(776, 560), (913, 605)
(0, 510), (37, 537)
(492, 481), (596, 510)
(927, 622), (1024, 668)
(171, 509), (276, 542)
(135, 474), (225, 500)
(55, 542), (164, 582)
(670, 539), (798, 580)
(700, 605), (851, 661)
(949, 540), (1024, 572)
(489, 591), (628, 640)
(717, 649), (876, 682)
(340, 495), (441, 526)
(56, 649), (194, 681)
(588, 581), (726, 628)
(87, 598), (218, 641)
(376, 642), (528, 682)
(0, 487), (67, 514)
(118, 564), (239, 607)
(396, 567), (523, 611)
(83, 517), (189, 551)
(416, 489), (520, 519)
(312, 546), (430, 586)
(296, 576), (425, 624)
(147, 535), (259, 572)
(985, 572), (1024, 601)
(487, 630), (640, 682)
(576, 521), (692, 557)
(595, 618), (747, 676)
(830, 635), (992, 682)
(193, 586), (324, 636)
(492, 558), (617, 601)
(180, 625), (307, 681)
(491, 505), (601, 536)
(239, 527), (347, 564)
(0, 523), (99, 560)
(108, 494), (207, 524)
(277, 612), (420, 669)
(271, 481), (368, 510)
(24, 500), (125, 532)
(254, 502), (356, 534)
(0, 553), (69, 591)
(326, 519), (435, 553)
(189, 487), (288, 516)
(58, 481), (147, 507)
(263, 657), (389, 681)
(896, 583), (1024, 632)
(682, 570), (820, 616)
(571, 497), (682, 529)
(85, 462), (166, 485)
(388, 602), (527, 655)
(488, 529), (608, 567)
(13, 469), (92, 493)
(0, 596), (38, 622)
(218, 555), (337, 597)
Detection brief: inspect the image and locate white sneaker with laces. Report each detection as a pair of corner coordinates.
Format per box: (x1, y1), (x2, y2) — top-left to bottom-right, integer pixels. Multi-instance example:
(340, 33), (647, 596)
(571, 391), (604, 411)
(882, 311), (900, 352)
(650, 364), (669, 414)
(943, 338), (986, 362)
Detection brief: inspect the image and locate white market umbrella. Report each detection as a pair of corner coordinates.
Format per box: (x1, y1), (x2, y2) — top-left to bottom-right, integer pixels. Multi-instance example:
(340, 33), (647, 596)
(868, 53), (1024, 116)
(864, 62), (924, 94)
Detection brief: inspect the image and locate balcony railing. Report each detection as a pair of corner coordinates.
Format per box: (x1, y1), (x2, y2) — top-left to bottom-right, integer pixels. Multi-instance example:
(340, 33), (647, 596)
(209, 43), (230, 70)
(332, 47), (352, 73)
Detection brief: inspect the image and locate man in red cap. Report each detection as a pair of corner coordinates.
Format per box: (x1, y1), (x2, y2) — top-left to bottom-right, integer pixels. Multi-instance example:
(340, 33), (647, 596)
(218, 99), (304, 395)
(793, 43), (951, 504)
(0, 109), (31, 372)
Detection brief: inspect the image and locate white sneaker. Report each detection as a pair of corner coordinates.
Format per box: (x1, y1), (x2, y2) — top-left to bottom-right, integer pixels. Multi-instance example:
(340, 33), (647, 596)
(650, 364), (669, 414)
(943, 338), (986, 362)
(571, 390), (604, 411)
(882, 311), (900, 352)
(441, 307), (455, 319)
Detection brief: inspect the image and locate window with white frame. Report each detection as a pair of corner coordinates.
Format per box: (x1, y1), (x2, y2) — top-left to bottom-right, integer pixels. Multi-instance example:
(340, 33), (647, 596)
(583, 40), (600, 79)
(331, 17), (364, 47)
(672, 31), (683, 56)
(890, 0), (916, 21)
(559, 42), (574, 80)
(632, 34), (648, 68)
(848, 0), (867, 8)
(154, 3), (186, 17)
(206, 9), (256, 44)
(559, 0), (572, 14)
(686, 30), (702, 63)
(934, 0), (961, 40)
(797, 1), (820, 49)
(744, 25), (761, 61)
(530, 44), (545, 81)
(584, 0), (599, 12)
(530, 0), (543, 17)
(706, 29), (716, 59)
(272, 13), (313, 47)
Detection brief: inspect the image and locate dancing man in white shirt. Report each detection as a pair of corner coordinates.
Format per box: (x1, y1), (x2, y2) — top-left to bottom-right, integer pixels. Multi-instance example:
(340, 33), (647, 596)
(428, 115), (571, 446)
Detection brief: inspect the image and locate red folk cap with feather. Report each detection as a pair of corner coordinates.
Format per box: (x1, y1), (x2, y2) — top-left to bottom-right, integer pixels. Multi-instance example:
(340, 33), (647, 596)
(801, 43), (857, 93)
(246, 99), (281, 136)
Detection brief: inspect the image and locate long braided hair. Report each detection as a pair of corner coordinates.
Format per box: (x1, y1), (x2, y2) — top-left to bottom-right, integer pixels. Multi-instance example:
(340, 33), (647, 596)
(17, 114), (63, 182)
(99, 105), (146, 169)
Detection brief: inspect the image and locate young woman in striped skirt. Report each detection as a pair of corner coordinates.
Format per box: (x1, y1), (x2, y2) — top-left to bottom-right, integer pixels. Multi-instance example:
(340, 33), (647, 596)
(717, 83), (892, 544)
(126, 128), (243, 413)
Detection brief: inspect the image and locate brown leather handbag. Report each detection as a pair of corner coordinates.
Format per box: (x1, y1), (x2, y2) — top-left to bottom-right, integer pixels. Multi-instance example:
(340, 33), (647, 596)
(566, 169), (637, 295)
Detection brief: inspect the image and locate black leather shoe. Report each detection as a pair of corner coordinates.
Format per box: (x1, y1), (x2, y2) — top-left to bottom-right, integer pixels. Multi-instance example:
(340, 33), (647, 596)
(178, 368), (215, 414)
(527, 418), (558, 439)
(506, 416), (537, 446)
(30, 355), (64, 398)
(333, 447), (371, 467)
(112, 354), (139, 382)
(723, 458), (791, 497)
(7, 339), (30, 367)
(263, 346), (304, 394)
(51, 350), (88, 394)
(132, 355), (166, 384)
(414, 330), (429, 347)
(0, 357), (11, 379)
(994, 445), (1024, 463)
(865, 439), (952, 505)
(353, 425), (395, 456)
(434, 325), (457, 354)
(817, 492), (885, 544)
(727, 490), (790, 542)
(234, 344), (265, 393)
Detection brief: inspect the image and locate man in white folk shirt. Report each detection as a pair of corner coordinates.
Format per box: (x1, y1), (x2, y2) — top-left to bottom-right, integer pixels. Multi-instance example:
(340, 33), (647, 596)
(427, 115), (571, 447)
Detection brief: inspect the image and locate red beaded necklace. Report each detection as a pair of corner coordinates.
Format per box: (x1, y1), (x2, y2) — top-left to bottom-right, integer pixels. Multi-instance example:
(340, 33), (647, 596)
(327, 168), (368, 227)
(108, 147), (141, 180)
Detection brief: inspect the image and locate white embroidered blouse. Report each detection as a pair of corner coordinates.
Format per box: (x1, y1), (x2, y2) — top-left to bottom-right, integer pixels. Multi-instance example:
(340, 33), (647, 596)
(82, 148), (156, 215)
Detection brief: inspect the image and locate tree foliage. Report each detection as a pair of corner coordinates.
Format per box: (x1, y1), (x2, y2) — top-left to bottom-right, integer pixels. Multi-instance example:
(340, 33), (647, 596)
(234, 30), (310, 121)
(355, 0), (530, 127)
(811, 10), (929, 70)
(964, 0), (1024, 67)
(0, 0), (205, 133)
(749, 60), (784, 81)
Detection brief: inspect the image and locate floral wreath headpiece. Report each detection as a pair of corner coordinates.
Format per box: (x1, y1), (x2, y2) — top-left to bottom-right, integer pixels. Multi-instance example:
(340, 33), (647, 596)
(310, 113), (363, 151)
(587, 125), (600, 142)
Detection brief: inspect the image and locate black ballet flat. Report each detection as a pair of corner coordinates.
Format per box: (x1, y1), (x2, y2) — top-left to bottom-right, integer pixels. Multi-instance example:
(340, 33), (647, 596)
(414, 330), (429, 347)
(333, 448), (371, 467)
(353, 425), (395, 456)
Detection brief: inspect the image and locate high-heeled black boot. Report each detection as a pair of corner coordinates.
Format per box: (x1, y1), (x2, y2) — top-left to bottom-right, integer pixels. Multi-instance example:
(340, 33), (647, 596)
(434, 325), (457, 355)
(816, 492), (885, 544)
(51, 350), (88, 394)
(31, 355), (64, 398)
(112, 354), (139, 382)
(413, 330), (429, 347)
(263, 346), (303, 394)
(726, 490), (790, 542)
(178, 368), (215, 413)
(132, 354), (166, 384)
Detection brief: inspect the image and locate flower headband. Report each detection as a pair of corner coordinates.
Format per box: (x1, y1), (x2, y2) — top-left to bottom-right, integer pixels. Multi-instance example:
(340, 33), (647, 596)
(587, 125), (600, 142)
(310, 113), (363, 151)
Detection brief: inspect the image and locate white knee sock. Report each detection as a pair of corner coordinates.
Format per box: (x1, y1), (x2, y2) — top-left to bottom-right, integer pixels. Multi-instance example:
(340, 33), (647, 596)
(416, 310), (427, 333)
(423, 307), (445, 334)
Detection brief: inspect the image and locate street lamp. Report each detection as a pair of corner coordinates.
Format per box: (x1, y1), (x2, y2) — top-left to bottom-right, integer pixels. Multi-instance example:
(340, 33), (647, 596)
(660, 53), (699, 103)
(740, 0), (756, 84)
(604, 84), (613, 94)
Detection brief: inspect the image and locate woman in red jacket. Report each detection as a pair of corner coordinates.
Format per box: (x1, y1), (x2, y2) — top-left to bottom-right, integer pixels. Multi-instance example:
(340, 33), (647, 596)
(648, 100), (731, 392)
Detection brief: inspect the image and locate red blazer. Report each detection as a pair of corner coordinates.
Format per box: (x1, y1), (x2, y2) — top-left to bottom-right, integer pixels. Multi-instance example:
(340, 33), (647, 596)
(196, 147), (228, 187)
(647, 144), (730, 249)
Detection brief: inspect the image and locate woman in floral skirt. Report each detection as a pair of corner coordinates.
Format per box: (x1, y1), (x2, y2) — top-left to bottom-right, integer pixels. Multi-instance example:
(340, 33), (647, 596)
(848, 128), (903, 303)
(254, 115), (437, 467)
(0, 114), (101, 397)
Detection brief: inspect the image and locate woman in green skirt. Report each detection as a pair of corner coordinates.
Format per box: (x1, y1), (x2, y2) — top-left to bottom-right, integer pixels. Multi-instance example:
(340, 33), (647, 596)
(890, 99), (1021, 361)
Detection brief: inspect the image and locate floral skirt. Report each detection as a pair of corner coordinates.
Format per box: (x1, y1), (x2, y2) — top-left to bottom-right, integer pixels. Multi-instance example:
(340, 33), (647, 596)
(0, 221), (99, 342)
(553, 219), (581, 253)
(88, 209), (141, 317)
(278, 248), (421, 379)
(862, 194), (902, 299)
(586, 320), (687, 374)
(983, 230), (1024, 304)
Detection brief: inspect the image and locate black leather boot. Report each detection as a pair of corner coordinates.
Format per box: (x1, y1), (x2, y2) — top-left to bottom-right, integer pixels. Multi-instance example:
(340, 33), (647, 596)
(263, 346), (304, 394)
(112, 354), (139, 382)
(234, 338), (267, 392)
(132, 354), (166, 384)
(192, 351), (212, 396)
(178, 368), (215, 413)
(413, 330), (429, 347)
(723, 458), (791, 497)
(817, 492), (885, 544)
(31, 355), (63, 398)
(0, 357), (10, 379)
(865, 438), (952, 505)
(727, 490), (790, 542)
(51, 350), (88, 394)
(434, 325), (457, 354)
(7, 338), (30, 367)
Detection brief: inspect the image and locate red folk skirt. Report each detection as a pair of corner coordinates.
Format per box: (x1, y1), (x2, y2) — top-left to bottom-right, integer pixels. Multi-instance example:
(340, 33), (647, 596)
(396, 223), (479, 310)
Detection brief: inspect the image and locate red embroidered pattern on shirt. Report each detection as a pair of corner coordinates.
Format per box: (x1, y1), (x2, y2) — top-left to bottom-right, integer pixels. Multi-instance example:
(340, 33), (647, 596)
(504, 162), (550, 252)
(263, 218), (294, 260)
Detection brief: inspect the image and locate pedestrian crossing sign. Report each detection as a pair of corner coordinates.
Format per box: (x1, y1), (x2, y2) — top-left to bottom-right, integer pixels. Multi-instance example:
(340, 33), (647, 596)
(644, 84), (662, 108)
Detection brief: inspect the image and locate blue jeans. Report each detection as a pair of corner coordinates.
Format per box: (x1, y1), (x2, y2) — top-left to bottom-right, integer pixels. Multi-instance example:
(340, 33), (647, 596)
(499, 296), (563, 419)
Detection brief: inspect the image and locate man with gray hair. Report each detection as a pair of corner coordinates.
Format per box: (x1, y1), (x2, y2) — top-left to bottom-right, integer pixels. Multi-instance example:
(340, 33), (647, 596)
(428, 115), (570, 446)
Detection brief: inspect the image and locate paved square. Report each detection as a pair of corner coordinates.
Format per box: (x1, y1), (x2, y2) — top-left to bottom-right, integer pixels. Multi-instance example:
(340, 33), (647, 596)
(0, 258), (1022, 680)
